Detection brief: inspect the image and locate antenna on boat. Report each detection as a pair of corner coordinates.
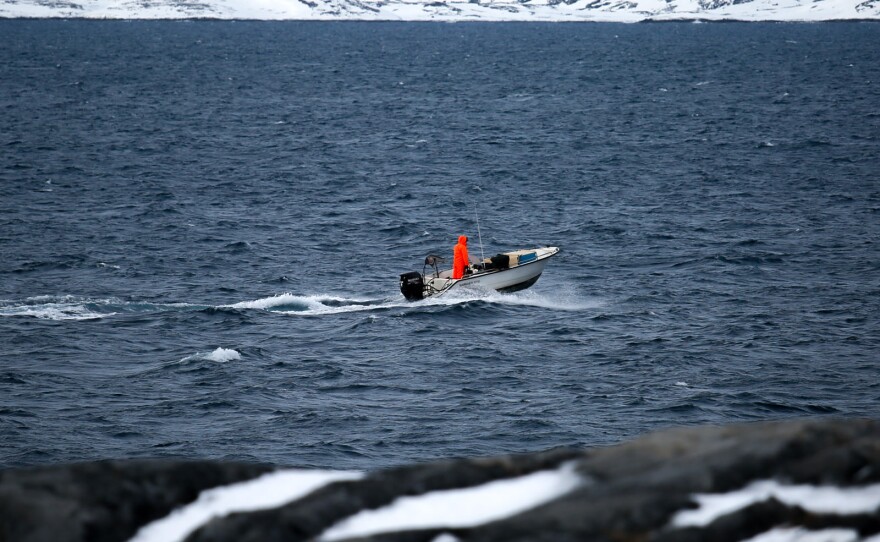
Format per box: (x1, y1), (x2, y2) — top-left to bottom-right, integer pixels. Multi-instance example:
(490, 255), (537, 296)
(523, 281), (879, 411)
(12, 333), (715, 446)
(473, 201), (485, 263)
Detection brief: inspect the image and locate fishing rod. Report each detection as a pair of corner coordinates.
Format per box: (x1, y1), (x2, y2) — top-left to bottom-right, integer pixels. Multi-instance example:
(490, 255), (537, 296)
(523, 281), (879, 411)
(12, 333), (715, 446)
(473, 201), (485, 263)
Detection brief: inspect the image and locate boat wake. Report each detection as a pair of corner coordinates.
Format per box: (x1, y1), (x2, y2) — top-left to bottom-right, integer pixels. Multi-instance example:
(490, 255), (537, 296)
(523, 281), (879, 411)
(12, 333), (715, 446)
(218, 287), (602, 315)
(444, 288), (602, 312)
(0, 295), (121, 320)
(0, 288), (599, 321)
(223, 293), (396, 315)
(0, 295), (208, 321)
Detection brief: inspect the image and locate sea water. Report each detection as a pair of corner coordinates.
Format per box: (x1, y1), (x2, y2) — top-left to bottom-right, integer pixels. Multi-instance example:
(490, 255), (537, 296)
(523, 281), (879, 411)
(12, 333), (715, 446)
(1, 20), (878, 469)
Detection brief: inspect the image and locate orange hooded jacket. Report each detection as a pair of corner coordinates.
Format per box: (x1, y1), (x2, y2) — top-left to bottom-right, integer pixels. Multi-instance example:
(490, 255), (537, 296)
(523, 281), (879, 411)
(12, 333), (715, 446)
(452, 235), (469, 279)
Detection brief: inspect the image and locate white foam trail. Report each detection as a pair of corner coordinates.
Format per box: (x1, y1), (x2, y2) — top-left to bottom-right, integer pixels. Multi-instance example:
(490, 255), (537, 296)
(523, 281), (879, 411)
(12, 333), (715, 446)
(226, 293), (315, 310)
(129, 469), (363, 542)
(0, 296), (211, 320)
(0, 305), (109, 320)
(487, 290), (602, 311)
(225, 292), (418, 316)
(226, 293), (390, 315)
(278, 303), (400, 316)
(319, 463), (583, 541)
(0, 295), (116, 320)
(0, 287), (597, 321)
(432, 287), (602, 312)
(673, 481), (880, 528)
(3, 286), (598, 322)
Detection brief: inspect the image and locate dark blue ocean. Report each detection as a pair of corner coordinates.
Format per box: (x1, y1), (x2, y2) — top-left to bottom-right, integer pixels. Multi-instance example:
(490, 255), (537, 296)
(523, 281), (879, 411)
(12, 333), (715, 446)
(1, 20), (878, 470)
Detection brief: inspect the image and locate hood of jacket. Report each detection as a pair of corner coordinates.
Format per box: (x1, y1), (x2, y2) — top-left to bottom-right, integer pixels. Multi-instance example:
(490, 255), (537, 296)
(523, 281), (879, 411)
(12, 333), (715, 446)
(458, 235), (468, 245)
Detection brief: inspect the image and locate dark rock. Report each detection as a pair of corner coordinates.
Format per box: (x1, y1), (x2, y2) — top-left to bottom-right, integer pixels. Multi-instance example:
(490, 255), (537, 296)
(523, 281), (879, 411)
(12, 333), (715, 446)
(462, 419), (880, 542)
(185, 419), (880, 542)
(0, 459), (272, 542)
(2, 419), (879, 542)
(186, 447), (583, 542)
(654, 498), (880, 542)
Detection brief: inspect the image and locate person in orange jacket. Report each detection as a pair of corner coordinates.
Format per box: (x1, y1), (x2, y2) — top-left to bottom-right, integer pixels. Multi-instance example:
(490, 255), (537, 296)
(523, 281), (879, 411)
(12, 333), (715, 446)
(452, 235), (471, 279)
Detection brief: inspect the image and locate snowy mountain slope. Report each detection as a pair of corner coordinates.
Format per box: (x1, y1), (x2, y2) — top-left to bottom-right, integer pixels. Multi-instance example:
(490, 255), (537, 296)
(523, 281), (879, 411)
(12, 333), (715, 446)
(0, 0), (878, 22)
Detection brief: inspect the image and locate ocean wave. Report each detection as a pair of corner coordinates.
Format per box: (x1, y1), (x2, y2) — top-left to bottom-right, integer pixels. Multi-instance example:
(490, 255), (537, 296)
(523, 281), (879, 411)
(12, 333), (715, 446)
(180, 347), (242, 364)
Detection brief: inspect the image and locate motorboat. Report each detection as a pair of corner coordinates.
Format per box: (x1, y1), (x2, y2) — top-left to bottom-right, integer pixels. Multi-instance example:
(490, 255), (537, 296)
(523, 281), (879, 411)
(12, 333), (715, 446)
(399, 246), (560, 301)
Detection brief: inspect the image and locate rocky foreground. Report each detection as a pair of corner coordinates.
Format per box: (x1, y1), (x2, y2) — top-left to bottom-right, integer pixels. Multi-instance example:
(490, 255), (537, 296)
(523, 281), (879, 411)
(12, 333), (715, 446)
(2, 418), (880, 542)
(1, 0), (879, 22)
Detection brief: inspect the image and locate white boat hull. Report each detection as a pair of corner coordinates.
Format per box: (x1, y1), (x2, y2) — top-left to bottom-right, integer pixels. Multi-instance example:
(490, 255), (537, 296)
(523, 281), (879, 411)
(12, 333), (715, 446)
(401, 247), (559, 300)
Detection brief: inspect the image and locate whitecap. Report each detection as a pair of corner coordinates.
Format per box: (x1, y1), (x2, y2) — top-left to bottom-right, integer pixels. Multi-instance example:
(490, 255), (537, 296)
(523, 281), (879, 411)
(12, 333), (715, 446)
(179, 348), (241, 364)
(206, 348), (241, 363)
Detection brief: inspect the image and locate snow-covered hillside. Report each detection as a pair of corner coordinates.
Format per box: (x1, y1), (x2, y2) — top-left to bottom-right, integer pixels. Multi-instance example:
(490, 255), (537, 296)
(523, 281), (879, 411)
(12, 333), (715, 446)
(0, 0), (878, 22)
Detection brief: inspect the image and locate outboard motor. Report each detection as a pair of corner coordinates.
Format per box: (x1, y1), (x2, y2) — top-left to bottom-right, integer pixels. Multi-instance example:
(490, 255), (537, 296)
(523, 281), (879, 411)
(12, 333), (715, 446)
(399, 271), (424, 301)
